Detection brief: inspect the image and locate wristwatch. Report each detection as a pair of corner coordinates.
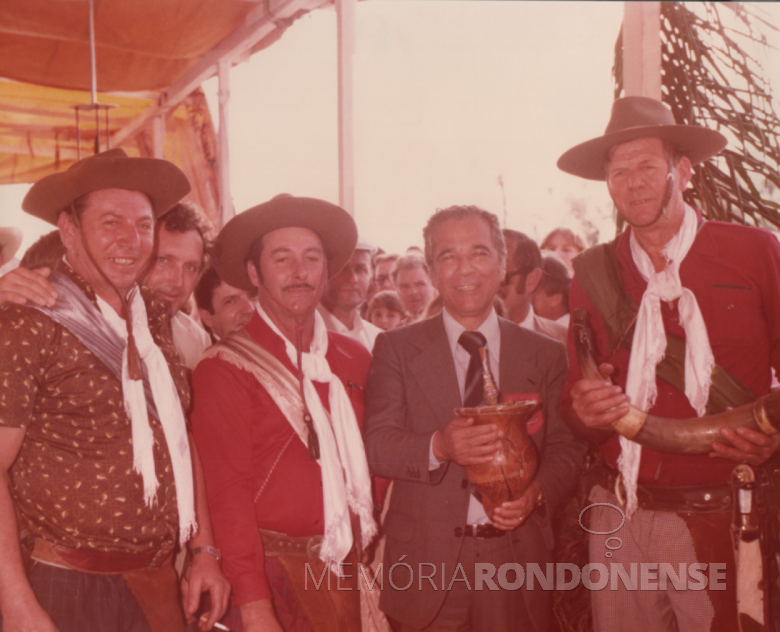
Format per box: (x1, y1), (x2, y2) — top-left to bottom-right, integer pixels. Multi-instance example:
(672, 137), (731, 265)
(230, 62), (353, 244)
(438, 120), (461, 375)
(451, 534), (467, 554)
(191, 545), (222, 563)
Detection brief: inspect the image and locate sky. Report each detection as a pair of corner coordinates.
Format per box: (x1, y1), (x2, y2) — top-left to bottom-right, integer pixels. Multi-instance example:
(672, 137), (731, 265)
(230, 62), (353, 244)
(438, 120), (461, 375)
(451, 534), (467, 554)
(201, 0), (624, 252)
(3, 2), (779, 257)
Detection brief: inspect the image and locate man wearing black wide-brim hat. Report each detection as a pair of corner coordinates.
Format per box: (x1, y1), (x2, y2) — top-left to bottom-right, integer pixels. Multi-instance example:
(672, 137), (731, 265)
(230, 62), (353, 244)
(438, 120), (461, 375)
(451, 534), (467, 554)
(559, 97), (780, 631)
(0, 149), (229, 632)
(190, 195), (381, 632)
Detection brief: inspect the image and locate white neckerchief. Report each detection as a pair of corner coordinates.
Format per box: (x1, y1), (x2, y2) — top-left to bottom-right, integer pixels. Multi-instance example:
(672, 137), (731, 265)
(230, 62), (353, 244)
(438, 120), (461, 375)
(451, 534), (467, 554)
(96, 288), (196, 544)
(255, 303), (377, 566)
(620, 204), (714, 516)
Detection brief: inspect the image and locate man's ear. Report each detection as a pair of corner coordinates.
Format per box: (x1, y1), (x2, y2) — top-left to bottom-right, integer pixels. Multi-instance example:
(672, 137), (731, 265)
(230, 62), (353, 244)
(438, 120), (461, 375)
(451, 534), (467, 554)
(58, 211), (78, 251)
(246, 260), (261, 289)
(198, 308), (214, 330)
(524, 268), (543, 295)
(676, 156), (693, 191)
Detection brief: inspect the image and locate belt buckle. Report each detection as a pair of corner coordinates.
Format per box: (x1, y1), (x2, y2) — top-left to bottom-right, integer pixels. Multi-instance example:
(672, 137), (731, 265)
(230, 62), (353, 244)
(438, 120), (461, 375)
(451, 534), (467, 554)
(306, 536), (322, 559)
(473, 524), (501, 539)
(686, 488), (731, 513)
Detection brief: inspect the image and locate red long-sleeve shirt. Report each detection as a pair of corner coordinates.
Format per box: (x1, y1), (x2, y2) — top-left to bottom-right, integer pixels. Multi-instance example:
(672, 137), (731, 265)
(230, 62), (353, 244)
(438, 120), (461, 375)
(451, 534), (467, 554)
(563, 220), (780, 486)
(191, 312), (372, 605)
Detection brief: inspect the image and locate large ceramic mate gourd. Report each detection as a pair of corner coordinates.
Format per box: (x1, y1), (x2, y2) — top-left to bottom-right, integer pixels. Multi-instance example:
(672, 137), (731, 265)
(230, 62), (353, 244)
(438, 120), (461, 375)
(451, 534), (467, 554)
(455, 348), (539, 515)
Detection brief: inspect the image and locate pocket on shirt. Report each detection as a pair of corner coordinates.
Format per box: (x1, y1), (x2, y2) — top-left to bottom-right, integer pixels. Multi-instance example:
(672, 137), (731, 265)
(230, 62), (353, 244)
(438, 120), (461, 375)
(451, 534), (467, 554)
(345, 380), (366, 421)
(704, 285), (764, 345)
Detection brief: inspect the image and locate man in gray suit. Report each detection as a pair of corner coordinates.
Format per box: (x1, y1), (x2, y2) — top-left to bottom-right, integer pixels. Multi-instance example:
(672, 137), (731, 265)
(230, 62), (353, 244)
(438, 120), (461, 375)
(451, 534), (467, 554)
(364, 205), (586, 631)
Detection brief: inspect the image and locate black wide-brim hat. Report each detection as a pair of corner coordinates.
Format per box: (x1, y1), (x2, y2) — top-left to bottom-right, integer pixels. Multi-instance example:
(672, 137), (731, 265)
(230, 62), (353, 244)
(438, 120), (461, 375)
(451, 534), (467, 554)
(557, 96), (728, 181)
(22, 148), (191, 225)
(214, 195), (358, 292)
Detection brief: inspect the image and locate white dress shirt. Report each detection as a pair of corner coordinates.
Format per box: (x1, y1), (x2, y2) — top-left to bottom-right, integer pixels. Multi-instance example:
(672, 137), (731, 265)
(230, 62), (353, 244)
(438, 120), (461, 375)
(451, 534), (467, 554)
(171, 311), (211, 369)
(518, 304), (536, 330)
(430, 307), (501, 525)
(317, 304), (381, 352)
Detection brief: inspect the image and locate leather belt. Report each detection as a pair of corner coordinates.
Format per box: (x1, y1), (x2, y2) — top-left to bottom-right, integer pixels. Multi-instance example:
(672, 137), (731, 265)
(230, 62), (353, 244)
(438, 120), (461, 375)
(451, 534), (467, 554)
(592, 461), (732, 513)
(259, 527), (323, 560)
(31, 538), (170, 574)
(456, 524), (507, 539)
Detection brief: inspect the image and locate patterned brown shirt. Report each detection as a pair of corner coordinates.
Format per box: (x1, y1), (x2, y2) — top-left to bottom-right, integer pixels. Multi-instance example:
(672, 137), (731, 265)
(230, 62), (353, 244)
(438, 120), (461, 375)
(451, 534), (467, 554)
(0, 265), (190, 554)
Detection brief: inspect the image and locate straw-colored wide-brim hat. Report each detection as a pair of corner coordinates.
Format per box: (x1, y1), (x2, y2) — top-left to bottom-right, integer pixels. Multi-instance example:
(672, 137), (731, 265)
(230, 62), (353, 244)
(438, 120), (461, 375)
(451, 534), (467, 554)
(557, 96), (728, 181)
(0, 226), (23, 262)
(22, 148), (191, 225)
(214, 195), (358, 292)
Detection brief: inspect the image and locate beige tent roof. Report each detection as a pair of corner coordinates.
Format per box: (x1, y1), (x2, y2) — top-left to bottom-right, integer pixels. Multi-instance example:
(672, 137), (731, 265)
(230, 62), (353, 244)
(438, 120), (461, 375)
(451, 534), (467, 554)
(0, 0), (331, 226)
(0, 1), (271, 92)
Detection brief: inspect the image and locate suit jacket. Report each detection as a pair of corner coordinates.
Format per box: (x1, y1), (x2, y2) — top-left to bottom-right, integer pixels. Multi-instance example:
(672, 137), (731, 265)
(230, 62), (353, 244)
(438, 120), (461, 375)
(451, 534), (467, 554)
(531, 313), (568, 345)
(364, 313), (586, 631)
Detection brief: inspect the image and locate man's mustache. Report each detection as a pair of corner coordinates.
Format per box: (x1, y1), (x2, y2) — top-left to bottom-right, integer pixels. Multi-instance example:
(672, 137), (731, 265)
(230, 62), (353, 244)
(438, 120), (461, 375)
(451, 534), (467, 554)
(283, 283), (316, 292)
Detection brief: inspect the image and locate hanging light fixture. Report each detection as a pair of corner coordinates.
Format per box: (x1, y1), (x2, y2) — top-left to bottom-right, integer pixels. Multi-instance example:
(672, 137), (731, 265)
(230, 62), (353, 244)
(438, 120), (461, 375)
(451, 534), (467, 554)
(71, 0), (116, 160)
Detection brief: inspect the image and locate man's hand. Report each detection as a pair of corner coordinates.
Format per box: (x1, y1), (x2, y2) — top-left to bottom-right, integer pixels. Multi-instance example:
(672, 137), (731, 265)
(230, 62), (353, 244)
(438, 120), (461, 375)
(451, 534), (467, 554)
(0, 267), (58, 307)
(181, 551), (231, 632)
(570, 363), (629, 430)
(491, 481), (542, 530)
(710, 426), (780, 466)
(432, 416), (502, 466)
(239, 599), (284, 632)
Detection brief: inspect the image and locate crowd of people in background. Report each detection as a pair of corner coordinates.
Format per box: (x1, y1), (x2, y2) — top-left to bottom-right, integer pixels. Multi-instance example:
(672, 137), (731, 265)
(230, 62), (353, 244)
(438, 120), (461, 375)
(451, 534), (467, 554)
(4, 96), (774, 632)
(0, 201), (582, 631)
(0, 219), (581, 344)
(312, 226), (579, 339)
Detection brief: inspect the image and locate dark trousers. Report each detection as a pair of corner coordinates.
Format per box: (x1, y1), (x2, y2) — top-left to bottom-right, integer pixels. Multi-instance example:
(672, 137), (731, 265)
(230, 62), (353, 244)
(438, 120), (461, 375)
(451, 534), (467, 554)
(393, 534), (537, 632)
(8, 562), (152, 632)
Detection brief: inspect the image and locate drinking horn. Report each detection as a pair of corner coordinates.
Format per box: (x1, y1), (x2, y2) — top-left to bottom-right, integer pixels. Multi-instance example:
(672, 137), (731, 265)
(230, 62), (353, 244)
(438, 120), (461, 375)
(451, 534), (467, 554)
(572, 309), (780, 455)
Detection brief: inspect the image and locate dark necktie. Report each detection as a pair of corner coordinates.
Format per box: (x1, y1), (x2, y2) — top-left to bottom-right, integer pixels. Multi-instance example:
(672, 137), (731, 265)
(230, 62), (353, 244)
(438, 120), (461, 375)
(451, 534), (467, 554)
(458, 331), (487, 408)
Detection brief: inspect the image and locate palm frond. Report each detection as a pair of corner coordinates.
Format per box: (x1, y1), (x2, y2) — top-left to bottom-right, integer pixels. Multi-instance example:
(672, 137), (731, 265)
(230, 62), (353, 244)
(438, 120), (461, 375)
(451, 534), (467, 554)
(614, 3), (780, 230)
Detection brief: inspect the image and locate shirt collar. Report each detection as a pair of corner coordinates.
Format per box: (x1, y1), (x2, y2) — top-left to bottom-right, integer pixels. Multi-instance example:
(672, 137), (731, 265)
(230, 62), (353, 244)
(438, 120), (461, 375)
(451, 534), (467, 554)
(519, 304), (535, 330)
(441, 307), (501, 356)
(317, 304), (362, 334)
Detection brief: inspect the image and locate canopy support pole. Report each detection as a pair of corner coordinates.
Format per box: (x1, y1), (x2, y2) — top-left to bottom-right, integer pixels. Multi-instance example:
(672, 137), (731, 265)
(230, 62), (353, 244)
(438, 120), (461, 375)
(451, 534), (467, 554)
(218, 59), (233, 227)
(152, 115), (165, 159)
(623, 2), (662, 99)
(336, 0), (356, 217)
(88, 0), (97, 105)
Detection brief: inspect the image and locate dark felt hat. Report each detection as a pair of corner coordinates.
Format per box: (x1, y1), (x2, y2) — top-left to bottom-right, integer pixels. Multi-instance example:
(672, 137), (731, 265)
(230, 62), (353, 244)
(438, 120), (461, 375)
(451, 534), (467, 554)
(557, 97), (728, 181)
(22, 148), (191, 225)
(214, 195), (358, 292)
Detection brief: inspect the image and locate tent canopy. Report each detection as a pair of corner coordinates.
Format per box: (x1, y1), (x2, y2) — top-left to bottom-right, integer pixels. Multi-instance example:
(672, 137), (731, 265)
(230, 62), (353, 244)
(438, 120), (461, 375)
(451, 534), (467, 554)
(0, 0), (332, 225)
(0, 0), (268, 92)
